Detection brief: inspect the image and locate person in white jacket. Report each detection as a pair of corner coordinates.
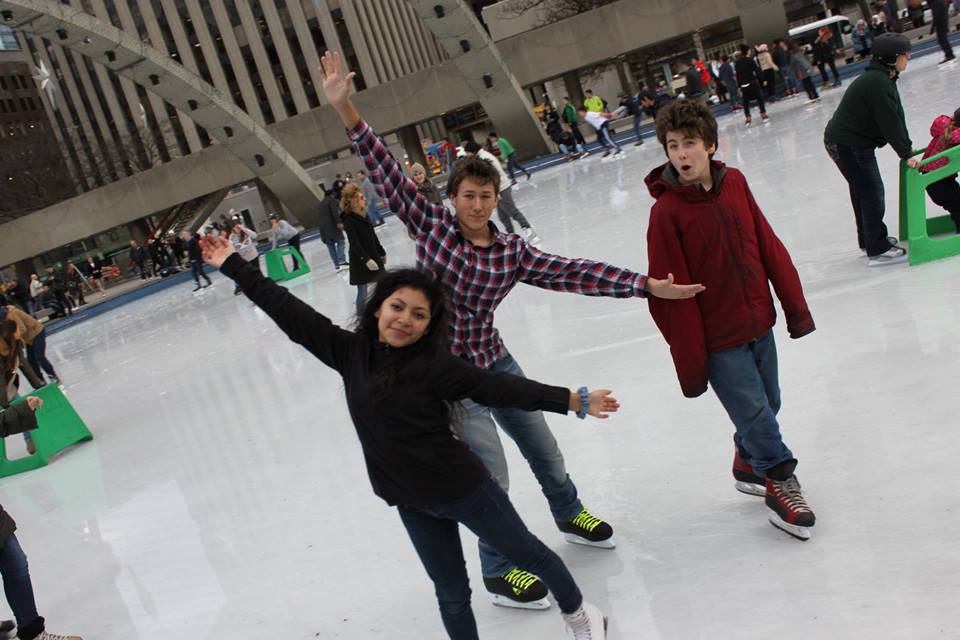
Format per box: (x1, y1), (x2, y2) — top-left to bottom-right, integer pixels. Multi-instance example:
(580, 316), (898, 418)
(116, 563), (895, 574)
(228, 220), (260, 295)
(269, 214), (305, 270)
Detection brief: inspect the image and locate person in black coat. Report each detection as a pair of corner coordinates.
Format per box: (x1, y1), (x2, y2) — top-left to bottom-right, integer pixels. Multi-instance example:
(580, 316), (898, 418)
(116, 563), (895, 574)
(42, 266), (72, 316)
(199, 235), (617, 638)
(128, 240), (148, 280)
(181, 230), (211, 291)
(317, 190), (347, 270)
(735, 45), (767, 124)
(0, 397), (84, 640)
(339, 183), (385, 314)
(928, 0), (955, 63)
(812, 29), (842, 87)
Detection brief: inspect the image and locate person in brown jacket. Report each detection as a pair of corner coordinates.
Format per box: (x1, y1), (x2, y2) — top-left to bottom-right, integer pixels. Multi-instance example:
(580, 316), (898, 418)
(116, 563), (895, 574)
(0, 317), (46, 454)
(1, 306), (58, 385)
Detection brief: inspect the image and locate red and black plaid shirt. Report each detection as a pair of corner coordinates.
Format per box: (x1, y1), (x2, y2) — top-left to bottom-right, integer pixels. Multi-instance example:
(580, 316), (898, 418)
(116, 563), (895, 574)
(349, 119), (648, 369)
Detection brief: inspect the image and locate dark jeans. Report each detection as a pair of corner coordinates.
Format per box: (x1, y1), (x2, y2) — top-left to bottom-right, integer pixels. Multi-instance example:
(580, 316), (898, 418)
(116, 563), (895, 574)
(927, 175), (960, 231)
(190, 259), (211, 286)
(741, 82), (765, 118)
(568, 121), (586, 145)
(932, 2), (955, 59)
(495, 187), (532, 233)
(825, 142), (893, 256)
(397, 476), (583, 639)
(0, 534), (42, 636)
(25, 330), (56, 381)
(801, 76), (819, 100)
(708, 330), (794, 476)
(504, 153), (530, 181)
(762, 68), (777, 98)
(287, 233), (304, 270)
(817, 59), (840, 84)
(134, 260), (148, 279)
(631, 114), (643, 143)
(324, 239), (346, 268)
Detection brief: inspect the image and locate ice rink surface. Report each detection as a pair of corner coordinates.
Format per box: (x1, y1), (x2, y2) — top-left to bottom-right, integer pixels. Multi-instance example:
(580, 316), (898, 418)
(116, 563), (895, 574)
(2, 56), (959, 639)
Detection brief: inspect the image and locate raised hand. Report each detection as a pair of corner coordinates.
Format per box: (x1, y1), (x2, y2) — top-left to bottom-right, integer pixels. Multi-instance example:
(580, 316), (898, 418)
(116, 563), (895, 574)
(587, 389), (619, 419)
(645, 273), (705, 299)
(319, 51), (356, 110)
(200, 235), (236, 268)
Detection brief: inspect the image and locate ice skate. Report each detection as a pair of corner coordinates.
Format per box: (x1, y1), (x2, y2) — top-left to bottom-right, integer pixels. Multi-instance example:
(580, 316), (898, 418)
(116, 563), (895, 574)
(744, 115), (752, 126)
(0, 619), (15, 639)
(766, 473), (815, 541)
(563, 601), (608, 639)
(35, 633), (83, 640)
(579, 150), (591, 158)
(556, 508), (615, 549)
(760, 112), (770, 123)
(867, 245), (907, 267)
(483, 568), (550, 610)
(732, 449), (765, 497)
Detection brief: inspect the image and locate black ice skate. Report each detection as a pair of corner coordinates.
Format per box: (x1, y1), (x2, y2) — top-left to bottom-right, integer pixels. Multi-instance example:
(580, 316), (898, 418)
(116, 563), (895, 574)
(732, 449), (765, 497)
(765, 461), (815, 541)
(0, 620), (15, 640)
(483, 568), (550, 610)
(556, 508), (615, 549)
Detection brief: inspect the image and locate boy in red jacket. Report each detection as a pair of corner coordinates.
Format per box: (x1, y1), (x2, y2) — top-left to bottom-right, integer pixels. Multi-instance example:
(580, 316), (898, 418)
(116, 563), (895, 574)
(645, 100), (817, 540)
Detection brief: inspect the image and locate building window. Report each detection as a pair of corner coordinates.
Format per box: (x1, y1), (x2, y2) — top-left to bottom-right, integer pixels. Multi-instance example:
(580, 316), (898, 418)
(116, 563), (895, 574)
(0, 76), (6, 90)
(0, 26), (21, 51)
(330, 9), (365, 90)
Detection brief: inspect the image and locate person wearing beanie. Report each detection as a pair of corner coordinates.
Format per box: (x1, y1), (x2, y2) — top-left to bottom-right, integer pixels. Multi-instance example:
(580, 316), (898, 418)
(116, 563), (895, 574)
(410, 163), (443, 205)
(824, 33), (919, 267)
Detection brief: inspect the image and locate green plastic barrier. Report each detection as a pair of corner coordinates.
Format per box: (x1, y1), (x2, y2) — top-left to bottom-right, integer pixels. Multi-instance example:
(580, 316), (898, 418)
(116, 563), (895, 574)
(898, 143), (960, 266)
(0, 384), (93, 478)
(265, 247), (310, 281)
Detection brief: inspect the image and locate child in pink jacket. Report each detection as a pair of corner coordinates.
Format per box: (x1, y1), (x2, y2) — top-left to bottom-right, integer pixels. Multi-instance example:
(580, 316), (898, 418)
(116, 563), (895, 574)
(921, 108), (960, 232)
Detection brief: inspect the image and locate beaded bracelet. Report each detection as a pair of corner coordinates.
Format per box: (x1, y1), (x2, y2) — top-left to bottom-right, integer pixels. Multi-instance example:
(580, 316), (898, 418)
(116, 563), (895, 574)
(576, 386), (590, 419)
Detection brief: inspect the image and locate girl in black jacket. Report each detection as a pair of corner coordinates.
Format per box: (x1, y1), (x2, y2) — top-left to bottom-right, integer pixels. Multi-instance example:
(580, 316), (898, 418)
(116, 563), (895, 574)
(201, 235), (615, 639)
(340, 183), (386, 313)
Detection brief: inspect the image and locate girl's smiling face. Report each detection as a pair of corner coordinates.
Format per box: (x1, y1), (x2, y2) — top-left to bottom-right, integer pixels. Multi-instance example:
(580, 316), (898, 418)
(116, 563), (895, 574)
(375, 287), (433, 347)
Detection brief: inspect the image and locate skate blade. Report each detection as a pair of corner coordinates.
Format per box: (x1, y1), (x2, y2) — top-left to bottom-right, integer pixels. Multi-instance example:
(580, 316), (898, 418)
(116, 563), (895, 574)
(735, 481), (766, 497)
(488, 593), (551, 610)
(563, 533), (616, 549)
(767, 511), (811, 541)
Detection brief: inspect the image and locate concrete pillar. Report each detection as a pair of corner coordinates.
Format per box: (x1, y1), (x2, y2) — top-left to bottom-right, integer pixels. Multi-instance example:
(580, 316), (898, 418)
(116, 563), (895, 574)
(691, 30), (707, 62)
(563, 71), (584, 109)
(397, 125), (427, 169)
(615, 57), (633, 94)
(736, 0), (790, 45)
(256, 179), (305, 228)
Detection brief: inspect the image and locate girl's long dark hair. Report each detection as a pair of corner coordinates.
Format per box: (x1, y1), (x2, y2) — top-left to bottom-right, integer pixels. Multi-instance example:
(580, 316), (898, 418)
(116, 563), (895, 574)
(355, 268), (452, 399)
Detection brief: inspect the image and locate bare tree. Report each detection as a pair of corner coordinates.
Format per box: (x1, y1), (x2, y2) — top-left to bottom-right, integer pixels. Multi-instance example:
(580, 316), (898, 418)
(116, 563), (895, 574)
(0, 131), (78, 221)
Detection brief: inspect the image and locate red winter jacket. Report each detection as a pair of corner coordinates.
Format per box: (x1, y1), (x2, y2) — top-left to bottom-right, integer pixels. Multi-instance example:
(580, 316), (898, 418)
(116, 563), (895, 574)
(644, 161), (815, 398)
(920, 115), (960, 174)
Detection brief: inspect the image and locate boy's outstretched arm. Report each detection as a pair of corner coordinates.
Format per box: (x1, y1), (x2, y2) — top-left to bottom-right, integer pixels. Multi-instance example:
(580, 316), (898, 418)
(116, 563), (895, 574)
(319, 51), (447, 237)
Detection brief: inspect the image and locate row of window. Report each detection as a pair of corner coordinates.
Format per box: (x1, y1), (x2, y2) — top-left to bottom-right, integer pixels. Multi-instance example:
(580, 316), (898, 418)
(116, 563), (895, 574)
(0, 96), (41, 113)
(0, 75), (33, 91)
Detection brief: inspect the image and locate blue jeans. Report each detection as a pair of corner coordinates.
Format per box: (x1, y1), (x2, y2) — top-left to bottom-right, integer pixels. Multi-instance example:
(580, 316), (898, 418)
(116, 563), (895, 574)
(398, 476), (583, 638)
(779, 67), (797, 94)
(324, 239), (345, 268)
(366, 202), (382, 226)
(825, 142), (893, 256)
(504, 153), (530, 180)
(0, 534), (41, 631)
(355, 283), (368, 311)
(190, 259), (211, 286)
(460, 353), (582, 578)
(708, 330), (793, 476)
(631, 115), (643, 143)
(25, 330), (56, 382)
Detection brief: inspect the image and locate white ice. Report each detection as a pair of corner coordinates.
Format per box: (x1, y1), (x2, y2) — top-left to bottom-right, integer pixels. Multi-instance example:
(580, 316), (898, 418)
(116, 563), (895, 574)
(2, 56), (959, 640)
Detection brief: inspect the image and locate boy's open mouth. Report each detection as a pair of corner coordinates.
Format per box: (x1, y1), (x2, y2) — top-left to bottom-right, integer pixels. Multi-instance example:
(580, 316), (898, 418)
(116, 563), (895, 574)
(681, 164), (692, 172)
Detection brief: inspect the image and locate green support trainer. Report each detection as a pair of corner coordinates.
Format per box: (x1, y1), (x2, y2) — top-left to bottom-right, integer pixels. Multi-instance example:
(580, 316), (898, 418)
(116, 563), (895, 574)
(0, 384), (94, 478)
(898, 144), (960, 266)
(265, 247), (310, 281)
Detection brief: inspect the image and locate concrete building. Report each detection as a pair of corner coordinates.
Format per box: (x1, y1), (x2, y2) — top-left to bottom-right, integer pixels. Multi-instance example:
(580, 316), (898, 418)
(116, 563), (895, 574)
(1, 0), (835, 275)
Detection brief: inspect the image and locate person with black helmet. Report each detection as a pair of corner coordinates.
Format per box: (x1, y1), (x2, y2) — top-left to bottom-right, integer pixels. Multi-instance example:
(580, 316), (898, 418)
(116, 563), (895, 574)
(269, 213), (304, 270)
(824, 32), (920, 267)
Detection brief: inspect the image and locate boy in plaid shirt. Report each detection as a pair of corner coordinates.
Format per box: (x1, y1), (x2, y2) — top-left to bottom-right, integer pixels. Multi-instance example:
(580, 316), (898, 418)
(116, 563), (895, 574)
(320, 52), (704, 608)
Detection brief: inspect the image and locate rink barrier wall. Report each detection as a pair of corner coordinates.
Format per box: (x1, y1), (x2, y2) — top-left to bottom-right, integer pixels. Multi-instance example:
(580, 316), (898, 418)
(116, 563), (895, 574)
(898, 144), (960, 266)
(40, 30), (960, 335)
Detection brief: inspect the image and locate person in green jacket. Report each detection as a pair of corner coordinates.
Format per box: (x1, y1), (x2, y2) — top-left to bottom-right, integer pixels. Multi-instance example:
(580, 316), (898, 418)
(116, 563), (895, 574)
(823, 33), (921, 267)
(488, 132), (531, 183)
(561, 96), (587, 146)
(583, 89), (604, 113)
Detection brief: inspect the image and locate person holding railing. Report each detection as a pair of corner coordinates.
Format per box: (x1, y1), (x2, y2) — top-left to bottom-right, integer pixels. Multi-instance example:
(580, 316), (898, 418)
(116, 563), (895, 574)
(919, 108), (960, 232)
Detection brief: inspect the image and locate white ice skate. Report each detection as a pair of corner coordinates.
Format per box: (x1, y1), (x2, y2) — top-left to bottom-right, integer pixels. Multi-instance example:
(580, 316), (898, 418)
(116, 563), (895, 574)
(563, 601), (608, 639)
(768, 509), (812, 541)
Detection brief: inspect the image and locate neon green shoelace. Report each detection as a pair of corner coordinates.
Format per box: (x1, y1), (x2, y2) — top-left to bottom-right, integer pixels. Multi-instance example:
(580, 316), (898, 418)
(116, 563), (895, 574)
(503, 568), (539, 593)
(571, 509), (603, 533)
